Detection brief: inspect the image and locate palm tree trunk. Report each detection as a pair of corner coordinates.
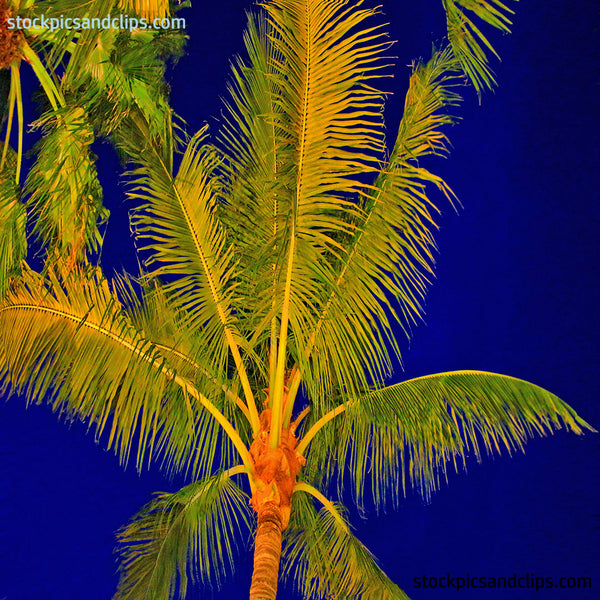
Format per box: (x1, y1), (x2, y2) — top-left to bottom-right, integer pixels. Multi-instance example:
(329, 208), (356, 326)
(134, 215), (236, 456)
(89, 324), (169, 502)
(249, 501), (283, 600)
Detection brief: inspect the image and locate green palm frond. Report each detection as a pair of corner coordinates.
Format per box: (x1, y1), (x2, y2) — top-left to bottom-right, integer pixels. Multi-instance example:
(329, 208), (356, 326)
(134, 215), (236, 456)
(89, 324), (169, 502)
(441, 0), (515, 97)
(0, 265), (239, 476)
(304, 371), (593, 507)
(0, 145), (26, 294)
(283, 491), (409, 600)
(115, 471), (251, 600)
(390, 45), (463, 162)
(24, 105), (108, 264)
(61, 27), (183, 141)
(298, 47), (463, 407)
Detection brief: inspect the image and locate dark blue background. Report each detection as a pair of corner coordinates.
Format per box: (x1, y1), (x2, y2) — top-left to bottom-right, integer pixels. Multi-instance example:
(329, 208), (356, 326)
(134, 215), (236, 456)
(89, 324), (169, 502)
(1, 0), (598, 598)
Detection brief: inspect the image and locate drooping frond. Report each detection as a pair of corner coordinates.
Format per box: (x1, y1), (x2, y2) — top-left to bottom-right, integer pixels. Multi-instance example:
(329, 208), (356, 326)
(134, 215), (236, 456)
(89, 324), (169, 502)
(441, 0), (515, 97)
(298, 47), (463, 407)
(303, 371), (593, 506)
(0, 265), (241, 476)
(114, 471), (251, 600)
(24, 105), (107, 264)
(0, 146), (26, 294)
(282, 491), (409, 600)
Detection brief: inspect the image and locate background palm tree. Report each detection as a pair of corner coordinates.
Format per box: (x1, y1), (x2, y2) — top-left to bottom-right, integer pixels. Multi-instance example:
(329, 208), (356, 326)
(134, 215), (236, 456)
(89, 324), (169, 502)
(1, 1), (600, 600)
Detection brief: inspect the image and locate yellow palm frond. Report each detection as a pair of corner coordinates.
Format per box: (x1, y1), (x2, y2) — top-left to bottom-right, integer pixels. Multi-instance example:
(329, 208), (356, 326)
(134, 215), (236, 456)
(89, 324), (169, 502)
(295, 47), (463, 410)
(127, 123), (261, 431)
(0, 265), (245, 477)
(283, 491), (409, 599)
(441, 0), (515, 97)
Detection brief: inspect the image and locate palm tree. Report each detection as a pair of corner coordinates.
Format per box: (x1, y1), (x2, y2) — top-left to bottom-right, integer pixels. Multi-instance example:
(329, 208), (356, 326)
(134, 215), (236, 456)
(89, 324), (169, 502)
(0, 0), (593, 598)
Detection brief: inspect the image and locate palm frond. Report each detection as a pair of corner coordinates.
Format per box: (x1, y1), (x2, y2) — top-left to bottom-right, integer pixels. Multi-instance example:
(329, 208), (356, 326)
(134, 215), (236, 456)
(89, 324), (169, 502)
(283, 491), (409, 600)
(24, 105), (107, 265)
(115, 273), (255, 470)
(304, 371), (593, 506)
(0, 265), (239, 476)
(217, 11), (286, 344)
(128, 125), (253, 384)
(441, 0), (515, 97)
(0, 145), (26, 294)
(297, 47), (463, 408)
(391, 45), (463, 162)
(114, 471), (251, 600)
(254, 0), (393, 413)
(118, 0), (170, 20)
(55, 25), (183, 149)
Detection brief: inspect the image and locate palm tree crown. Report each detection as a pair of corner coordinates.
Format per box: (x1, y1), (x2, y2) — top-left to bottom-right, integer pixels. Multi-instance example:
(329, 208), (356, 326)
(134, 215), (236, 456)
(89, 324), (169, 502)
(0, 0), (593, 598)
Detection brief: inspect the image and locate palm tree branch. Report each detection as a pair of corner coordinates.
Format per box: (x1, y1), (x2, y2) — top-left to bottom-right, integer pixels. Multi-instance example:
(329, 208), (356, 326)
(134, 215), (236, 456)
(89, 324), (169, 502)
(0, 267), (253, 473)
(263, 0), (390, 436)
(441, 0), (515, 97)
(288, 46), (462, 410)
(303, 371), (593, 507)
(293, 481), (347, 530)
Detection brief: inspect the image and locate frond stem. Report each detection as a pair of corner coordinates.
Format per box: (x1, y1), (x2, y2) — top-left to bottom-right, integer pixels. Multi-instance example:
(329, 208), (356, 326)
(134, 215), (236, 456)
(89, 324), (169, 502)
(293, 482), (348, 532)
(0, 66), (17, 173)
(149, 147), (261, 435)
(21, 41), (64, 111)
(297, 402), (350, 456)
(269, 0), (313, 448)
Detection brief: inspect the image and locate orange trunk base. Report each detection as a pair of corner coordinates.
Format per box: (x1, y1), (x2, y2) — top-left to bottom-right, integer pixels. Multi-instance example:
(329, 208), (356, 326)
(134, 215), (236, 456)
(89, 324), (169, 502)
(248, 406), (306, 599)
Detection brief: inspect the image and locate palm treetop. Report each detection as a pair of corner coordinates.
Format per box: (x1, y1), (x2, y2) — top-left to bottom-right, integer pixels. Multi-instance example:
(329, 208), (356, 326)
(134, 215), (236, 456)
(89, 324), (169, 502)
(0, 0), (593, 598)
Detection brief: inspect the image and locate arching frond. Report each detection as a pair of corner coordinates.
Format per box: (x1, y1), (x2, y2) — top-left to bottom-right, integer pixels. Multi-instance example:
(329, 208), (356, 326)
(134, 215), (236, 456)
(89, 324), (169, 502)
(115, 274), (255, 468)
(297, 47), (463, 408)
(127, 125), (261, 428)
(441, 0), (515, 97)
(0, 146), (26, 294)
(283, 491), (409, 600)
(114, 471), (251, 600)
(0, 266), (241, 476)
(303, 371), (593, 507)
